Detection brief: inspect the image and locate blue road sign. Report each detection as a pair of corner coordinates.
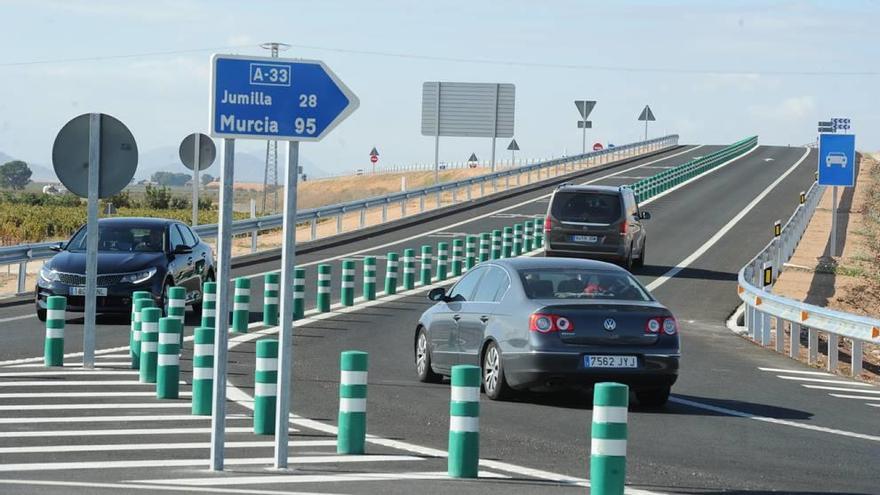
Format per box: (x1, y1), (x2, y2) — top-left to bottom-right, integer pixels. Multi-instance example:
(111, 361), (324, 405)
(210, 54), (358, 141)
(818, 133), (855, 186)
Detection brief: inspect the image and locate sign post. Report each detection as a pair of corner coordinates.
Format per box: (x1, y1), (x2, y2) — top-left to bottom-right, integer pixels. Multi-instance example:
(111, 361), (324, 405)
(638, 105), (656, 141)
(507, 139), (519, 167)
(179, 132), (216, 226)
(818, 132), (856, 257)
(574, 100), (596, 154)
(369, 147), (379, 174)
(210, 53), (358, 471)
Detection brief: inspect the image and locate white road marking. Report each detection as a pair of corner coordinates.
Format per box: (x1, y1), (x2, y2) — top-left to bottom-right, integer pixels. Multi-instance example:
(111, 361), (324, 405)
(869, 404), (880, 408)
(777, 375), (872, 386)
(132, 471), (509, 487)
(758, 367), (833, 376)
(0, 426), (255, 438)
(646, 147), (810, 291)
(0, 402), (190, 411)
(829, 394), (880, 401)
(801, 385), (880, 394)
(0, 480), (341, 495)
(0, 414), (250, 424)
(0, 440), (337, 455)
(0, 380), (186, 387)
(670, 397), (880, 442)
(0, 314), (34, 323)
(0, 391), (191, 399)
(0, 455), (424, 472)
(0, 370), (138, 377)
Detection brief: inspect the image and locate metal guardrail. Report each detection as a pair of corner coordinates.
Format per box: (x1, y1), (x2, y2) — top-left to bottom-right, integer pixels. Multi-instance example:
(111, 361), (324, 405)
(737, 180), (880, 377)
(0, 134), (679, 296)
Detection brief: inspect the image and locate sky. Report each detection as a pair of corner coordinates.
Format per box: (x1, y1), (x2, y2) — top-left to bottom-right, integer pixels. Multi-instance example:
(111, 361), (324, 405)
(0, 0), (877, 179)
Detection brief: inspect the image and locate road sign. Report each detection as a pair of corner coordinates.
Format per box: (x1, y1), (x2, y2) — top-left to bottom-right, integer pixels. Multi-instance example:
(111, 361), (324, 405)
(818, 126), (835, 133)
(507, 139), (519, 151)
(210, 54), (359, 141)
(831, 117), (851, 131)
(638, 105), (656, 121)
(818, 120), (832, 127)
(370, 155), (378, 164)
(369, 147), (379, 156)
(180, 133), (216, 171)
(818, 133), (855, 186)
(575, 100), (596, 154)
(577, 121), (593, 129)
(52, 113), (139, 370)
(593, 142), (604, 151)
(468, 153), (478, 162)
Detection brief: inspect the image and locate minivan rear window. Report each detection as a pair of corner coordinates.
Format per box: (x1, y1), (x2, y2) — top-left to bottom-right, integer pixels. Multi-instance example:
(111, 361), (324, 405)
(551, 192), (622, 224)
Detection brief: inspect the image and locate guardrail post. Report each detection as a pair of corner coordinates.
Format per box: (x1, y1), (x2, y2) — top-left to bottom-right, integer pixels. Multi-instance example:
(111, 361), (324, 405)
(44, 295), (66, 367)
(827, 334), (839, 372)
(591, 382), (628, 495)
(420, 194), (426, 212)
(466, 183), (473, 201)
(502, 227), (513, 258)
(385, 253), (399, 295)
(420, 245), (432, 285)
(808, 327), (818, 364)
(17, 260), (27, 294)
(192, 327), (214, 415)
(403, 249), (415, 290)
(201, 282), (218, 329)
(452, 187), (457, 203)
(363, 256), (377, 301)
(341, 259), (355, 306)
(437, 242), (449, 281)
(157, 316), (181, 399)
(336, 213), (343, 234)
(448, 364), (480, 478)
(337, 350), (368, 455)
(359, 208), (366, 229)
(250, 199), (258, 253)
(775, 317), (785, 353)
(130, 291), (152, 369)
(232, 277), (250, 333)
(401, 198), (407, 217)
(310, 218), (318, 240)
(382, 203), (388, 223)
(479, 181), (485, 197)
(852, 339), (863, 377)
(479, 233), (490, 262)
(139, 307), (161, 384)
(317, 264), (332, 312)
(254, 338), (279, 435)
(524, 221), (534, 252)
(263, 272), (280, 326)
(491, 229), (502, 260)
(451, 239), (464, 277)
(513, 224), (523, 256)
(788, 322), (800, 359)
(294, 267), (305, 319)
(465, 236), (477, 269)
(167, 286), (186, 347)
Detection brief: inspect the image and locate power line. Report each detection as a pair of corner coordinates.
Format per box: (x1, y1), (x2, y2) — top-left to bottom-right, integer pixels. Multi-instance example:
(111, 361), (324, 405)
(0, 45), (251, 67)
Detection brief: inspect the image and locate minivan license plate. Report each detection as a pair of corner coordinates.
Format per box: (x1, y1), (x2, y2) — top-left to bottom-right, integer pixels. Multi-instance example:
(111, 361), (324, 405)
(584, 355), (637, 368)
(70, 287), (107, 297)
(572, 235), (598, 243)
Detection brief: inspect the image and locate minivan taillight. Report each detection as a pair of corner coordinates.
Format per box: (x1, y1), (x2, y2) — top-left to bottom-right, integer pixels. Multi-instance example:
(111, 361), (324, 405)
(529, 313), (574, 333)
(646, 317), (676, 335)
(620, 221), (628, 235)
(544, 217), (552, 233)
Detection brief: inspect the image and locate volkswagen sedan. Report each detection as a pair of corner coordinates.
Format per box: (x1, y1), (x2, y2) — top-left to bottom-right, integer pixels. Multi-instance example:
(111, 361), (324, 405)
(414, 257), (679, 405)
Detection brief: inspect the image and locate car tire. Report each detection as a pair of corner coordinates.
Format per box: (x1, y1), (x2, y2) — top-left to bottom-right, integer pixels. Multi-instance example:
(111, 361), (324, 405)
(192, 271), (214, 315)
(621, 248), (634, 271)
(634, 242), (646, 269)
(636, 386), (671, 407)
(160, 280), (173, 317)
(482, 341), (513, 401)
(36, 306), (47, 322)
(415, 327), (442, 383)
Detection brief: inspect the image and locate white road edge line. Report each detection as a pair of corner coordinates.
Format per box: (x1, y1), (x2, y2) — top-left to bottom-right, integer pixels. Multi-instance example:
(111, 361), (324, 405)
(0, 440), (337, 455)
(801, 385), (880, 394)
(130, 471), (509, 487)
(828, 394), (880, 401)
(757, 367), (834, 377)
(0, 426), (255, 438)
(777, 375), (871, 386)
(0, 479), (342, 495)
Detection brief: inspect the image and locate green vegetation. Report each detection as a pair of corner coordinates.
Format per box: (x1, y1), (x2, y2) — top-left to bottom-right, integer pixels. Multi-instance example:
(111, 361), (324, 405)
(0, 160), (32, 190)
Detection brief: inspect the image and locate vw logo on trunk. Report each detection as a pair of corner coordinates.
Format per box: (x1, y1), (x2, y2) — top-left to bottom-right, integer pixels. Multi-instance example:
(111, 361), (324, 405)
(603, 318), (617, 331)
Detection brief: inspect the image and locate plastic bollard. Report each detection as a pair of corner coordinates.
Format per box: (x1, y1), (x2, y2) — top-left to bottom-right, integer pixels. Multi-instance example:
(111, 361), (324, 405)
(341, 260), (355, 306)
(590, 382), (629, 495)
(448, 364), (480, 478)
(156, 317), (181, 399)
(263, 272), (280, 326)
(43, 296), (66, 367)
(191, 327), (214, 415)
(317, 264), (332, 312)
(337, 350), (368, 454)
(384, 253), (398, 295)
(254, 339), (279, 435)
(420, 245), (432, 285)
(139, 307), (161, 384)
(232, 278), (250, 333)
(293, 268), (305, 320)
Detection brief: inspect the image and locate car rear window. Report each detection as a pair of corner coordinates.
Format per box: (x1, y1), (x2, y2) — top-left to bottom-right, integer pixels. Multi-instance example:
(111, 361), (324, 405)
(551, 191), (622, 224)
(518, 268), (651, 301)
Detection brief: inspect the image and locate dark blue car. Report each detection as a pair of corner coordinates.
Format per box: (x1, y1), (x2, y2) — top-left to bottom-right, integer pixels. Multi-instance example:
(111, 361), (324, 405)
(35, 217), (215, 321)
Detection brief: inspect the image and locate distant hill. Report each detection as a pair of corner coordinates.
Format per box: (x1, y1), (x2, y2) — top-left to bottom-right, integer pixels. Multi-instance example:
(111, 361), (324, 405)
(0, 151), (56, 182)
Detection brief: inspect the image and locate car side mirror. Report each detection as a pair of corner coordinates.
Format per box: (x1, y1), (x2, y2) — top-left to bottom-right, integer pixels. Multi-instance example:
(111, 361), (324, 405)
(173, 244), (193, 254)
(427, 287), (448, 302)
(50, 242), (64, 252)
(639, 211), (651, 220)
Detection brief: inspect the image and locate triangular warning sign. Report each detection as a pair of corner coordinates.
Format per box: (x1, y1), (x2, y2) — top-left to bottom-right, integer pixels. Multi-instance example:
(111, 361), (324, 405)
(638, 105), (656, 121)
(468, 153), (478, 162)
(369, 147), (379, 156)
(507, 139), (519, 151)
(575, 100), (596, 119)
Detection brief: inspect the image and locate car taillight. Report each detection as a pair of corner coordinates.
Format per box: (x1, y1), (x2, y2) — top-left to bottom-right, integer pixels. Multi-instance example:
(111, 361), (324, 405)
(529, 313), (575, 333)
(646, 317), (676, 335)
(544, 217), (552, 233)
(620, 221), (628, 235)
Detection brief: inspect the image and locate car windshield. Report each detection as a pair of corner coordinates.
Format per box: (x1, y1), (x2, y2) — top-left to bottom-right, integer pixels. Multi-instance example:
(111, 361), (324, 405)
(518, 268), (651, 301)
(67, 225), (165, 253)
(551, 191), (621, 223)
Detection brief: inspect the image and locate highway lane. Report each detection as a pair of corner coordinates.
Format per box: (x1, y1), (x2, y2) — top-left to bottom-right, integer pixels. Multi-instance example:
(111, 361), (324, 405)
(0, 144), (709, 362)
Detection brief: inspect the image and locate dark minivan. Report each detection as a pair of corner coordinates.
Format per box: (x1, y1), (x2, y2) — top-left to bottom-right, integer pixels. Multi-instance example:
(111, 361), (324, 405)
(543, 185), (649, 269)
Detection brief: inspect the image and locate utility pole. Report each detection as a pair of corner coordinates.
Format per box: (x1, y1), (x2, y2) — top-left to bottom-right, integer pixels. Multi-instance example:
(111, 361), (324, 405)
(260, 42), (291, 214)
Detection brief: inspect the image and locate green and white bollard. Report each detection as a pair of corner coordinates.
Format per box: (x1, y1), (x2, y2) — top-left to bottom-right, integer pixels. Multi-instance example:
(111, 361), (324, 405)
(465, 235), (478, 270)
(451, 239), (464, 277)
(191, 327), (214, 415)
(437, 242), (449, 281)
(130, 291), (151, 369)
(384, 253), (399, 295)
(232, 277), (250, 333)
(448, 364), (480, 478)
(590, 382), (629, 495)
(502, 226), (513, 258)
(132, 298), (156, 370)
(263, 272), (280, 326)
(513, 223), (524, 256)
(317, 264), (332, 312)
(157, 317), (181, 399)
(139, 307), (161, 384)
(43, 296), (66, 367)
(363, 256), (377, 301)
(479, 233), (491, 262)
(524, 221), (534, 252)
(254, 339), (278, 435)
(337, 350), (368, 455)
(420, 245), (432, 285)
(491, 229), (502, 259)
(167, 286), (186, 349)
(200, 281), (216, 329)
(341, 260), (355, 306)
(293, 267), (305, 320)
(403, 249), (416, 290)
(534, 218), (544, 248)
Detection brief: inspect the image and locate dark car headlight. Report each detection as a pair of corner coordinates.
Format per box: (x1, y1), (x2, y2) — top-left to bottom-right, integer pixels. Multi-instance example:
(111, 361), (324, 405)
(121, 268), (157, 284)
(39, 266), (60, 284)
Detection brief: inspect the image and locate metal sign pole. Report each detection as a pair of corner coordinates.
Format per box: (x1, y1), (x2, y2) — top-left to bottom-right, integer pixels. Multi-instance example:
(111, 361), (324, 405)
(274, 140), (300, 468)
(582, 123), (587, 155)
(644, 118), (648, 141)
(434, 81), (441, 185)
(831, 186), (838, 257)
(192, 134), (200, 226)
(210, 137), (235, 471)
(83, 113), (100, 369)
(490, 84), (499, 173)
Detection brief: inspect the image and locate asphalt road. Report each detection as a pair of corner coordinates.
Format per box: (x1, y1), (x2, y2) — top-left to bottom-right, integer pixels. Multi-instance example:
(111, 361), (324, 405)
(1, 143), (877, 495)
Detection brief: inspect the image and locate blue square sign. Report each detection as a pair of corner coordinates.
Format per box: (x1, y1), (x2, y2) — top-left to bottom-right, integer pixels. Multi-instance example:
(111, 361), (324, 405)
(818, 133), (855, 186)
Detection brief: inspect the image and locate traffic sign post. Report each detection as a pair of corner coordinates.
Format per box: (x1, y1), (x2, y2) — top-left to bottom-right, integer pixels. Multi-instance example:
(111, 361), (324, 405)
(179, 132), (216, 226)
(507, 139), (519, 168)
(638, 105), (656, 141)
(209, 52), (358, 471)
(369, 147), (379, 173)
(575, 100), (596, 154)
(818, 132), (856, 257)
